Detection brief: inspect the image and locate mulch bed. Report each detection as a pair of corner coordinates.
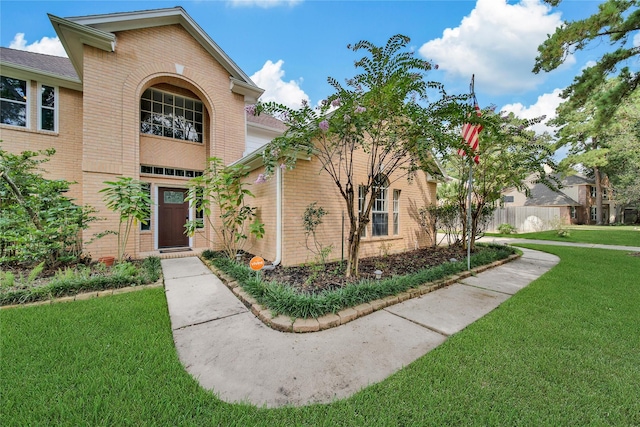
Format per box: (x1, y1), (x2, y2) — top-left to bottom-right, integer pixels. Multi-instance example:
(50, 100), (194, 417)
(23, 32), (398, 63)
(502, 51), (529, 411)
(237, 245), (472, 294)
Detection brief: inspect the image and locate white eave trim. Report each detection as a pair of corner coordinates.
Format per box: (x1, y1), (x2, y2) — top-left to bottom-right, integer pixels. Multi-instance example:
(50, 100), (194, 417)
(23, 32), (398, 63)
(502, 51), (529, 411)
(230, 77), (264, 103)
(63, 7), (263, 97)
(0, 63), (83, 92)
(49, 14), (116, 81)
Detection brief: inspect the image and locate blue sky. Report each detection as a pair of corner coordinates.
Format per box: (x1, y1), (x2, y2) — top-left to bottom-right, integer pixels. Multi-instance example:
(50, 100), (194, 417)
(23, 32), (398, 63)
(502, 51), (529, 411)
(0, 0), (623, 135)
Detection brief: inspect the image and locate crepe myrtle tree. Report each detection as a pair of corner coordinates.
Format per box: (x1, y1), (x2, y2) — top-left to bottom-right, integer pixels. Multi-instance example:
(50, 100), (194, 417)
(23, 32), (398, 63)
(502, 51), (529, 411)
(441, 110), (559, 250)
(252, 34), (466, 277)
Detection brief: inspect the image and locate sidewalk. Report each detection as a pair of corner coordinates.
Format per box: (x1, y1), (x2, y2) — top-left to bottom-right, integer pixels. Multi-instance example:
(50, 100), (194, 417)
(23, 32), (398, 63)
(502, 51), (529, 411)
(477, 236), (640, 252)
(162, 247), (558, 408)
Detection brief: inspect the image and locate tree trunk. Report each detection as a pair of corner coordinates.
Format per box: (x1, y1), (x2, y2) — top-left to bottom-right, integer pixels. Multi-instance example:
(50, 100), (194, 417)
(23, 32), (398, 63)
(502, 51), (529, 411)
(594, 166), (603, 225)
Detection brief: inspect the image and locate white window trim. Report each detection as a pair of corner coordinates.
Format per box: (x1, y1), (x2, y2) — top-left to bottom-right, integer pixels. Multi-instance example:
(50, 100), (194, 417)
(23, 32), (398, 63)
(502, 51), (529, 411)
(372, 175), (389, 237)
(1, 76), (29, 129)
(393, 189), (400, 235)
(37, 83), (58, 132)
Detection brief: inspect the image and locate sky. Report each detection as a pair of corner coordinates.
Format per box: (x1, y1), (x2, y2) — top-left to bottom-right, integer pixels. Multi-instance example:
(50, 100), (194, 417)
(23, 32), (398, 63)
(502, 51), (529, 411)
(0, 0), (626, 138)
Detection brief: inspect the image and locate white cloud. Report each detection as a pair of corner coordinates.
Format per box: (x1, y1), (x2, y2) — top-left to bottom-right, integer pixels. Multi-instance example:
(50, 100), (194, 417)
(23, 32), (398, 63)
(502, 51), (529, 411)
(419, 0), (569, 95)
(251, 60), (309, 109)
(9, 33), (67, 57)
(581, 60), (597, 71)
(228, 0), (301, 8)
(501, 88), (564, 135)
(633, 32), (640, 47)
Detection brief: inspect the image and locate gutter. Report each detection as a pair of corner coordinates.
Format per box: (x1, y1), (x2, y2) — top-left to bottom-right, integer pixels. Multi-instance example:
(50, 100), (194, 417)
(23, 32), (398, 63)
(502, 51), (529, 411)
(262, 166), (282, 270)
(230, 148), (284, 269)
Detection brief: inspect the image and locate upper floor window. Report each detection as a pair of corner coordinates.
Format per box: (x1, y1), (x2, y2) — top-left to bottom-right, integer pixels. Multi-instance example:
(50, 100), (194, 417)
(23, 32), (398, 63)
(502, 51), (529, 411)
(39, 84), (56, 131)
(1, 76), (28, 128)
(140, 88), (203, 143)
(590, 186), (596, 198)
(372, 174), (389, 237)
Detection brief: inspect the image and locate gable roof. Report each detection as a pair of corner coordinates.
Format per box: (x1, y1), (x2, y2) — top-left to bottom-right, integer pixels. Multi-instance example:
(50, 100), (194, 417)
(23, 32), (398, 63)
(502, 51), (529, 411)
(47, 6), (263, 101)
(523, 182), (581, 207)
(561, 174), (593, 186)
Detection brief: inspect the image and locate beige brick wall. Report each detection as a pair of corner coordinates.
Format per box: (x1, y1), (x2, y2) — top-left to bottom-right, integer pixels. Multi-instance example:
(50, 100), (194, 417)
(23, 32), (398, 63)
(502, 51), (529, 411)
(77, 24), (247, 258)
(1, 85), (84, 203)
(245, 154), (436, 267)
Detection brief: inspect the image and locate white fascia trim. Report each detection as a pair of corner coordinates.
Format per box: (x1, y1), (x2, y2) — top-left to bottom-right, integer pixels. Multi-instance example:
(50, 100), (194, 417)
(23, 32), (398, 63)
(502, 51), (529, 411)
(65, 7), (263, 95)
(48, 14), (116, 81)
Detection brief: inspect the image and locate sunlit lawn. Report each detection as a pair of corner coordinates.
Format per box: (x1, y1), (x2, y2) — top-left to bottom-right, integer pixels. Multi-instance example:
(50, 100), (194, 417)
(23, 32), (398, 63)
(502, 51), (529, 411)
(1, 245), (639, 426)
(486, 225), (640, 246)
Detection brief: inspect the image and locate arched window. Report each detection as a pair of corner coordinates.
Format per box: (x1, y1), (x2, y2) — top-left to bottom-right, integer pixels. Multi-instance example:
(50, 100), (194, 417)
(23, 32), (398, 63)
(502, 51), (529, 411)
(372, 174), (389, 236)
(140, 88), (203, 143)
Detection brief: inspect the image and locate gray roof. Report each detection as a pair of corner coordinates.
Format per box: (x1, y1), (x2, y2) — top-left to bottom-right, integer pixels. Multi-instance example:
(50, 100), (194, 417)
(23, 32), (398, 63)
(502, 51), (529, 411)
(524, 182), (581, 207)
(561, 174), (593, 186)
(247, 112), (288, 131)
(0, 47), (78, 80)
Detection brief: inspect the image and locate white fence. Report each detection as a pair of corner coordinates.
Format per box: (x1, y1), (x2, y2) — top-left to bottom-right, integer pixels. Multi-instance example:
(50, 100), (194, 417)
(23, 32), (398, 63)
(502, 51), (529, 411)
(485, 207), (561, 233)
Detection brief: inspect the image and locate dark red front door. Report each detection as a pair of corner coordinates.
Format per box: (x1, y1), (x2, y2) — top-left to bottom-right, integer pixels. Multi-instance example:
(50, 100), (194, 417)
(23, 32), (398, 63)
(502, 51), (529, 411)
(158, 188), (189, 248)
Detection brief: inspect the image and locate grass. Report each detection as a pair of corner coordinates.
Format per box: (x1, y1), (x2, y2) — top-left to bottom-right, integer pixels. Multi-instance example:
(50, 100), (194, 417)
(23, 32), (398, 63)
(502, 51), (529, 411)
(486, 225), (640, 246)
(1, 245), (639, 425)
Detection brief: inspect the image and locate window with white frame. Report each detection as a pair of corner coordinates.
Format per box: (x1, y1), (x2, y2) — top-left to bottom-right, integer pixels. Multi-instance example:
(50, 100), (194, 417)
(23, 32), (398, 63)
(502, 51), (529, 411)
(140, 88), (203, 143)
(39, 84), (56, 131)
(570, 206), (577, 219)
(590, 186), (597, 198)
(371, 174), (389, 237)
(393, 189), (400, 235)
(1, 76), (28, 128)
(590, 206), (597, 221)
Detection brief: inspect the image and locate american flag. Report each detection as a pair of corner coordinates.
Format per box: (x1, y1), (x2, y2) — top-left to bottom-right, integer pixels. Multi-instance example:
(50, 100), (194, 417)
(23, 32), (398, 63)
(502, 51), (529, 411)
(458, 104), (482, 164)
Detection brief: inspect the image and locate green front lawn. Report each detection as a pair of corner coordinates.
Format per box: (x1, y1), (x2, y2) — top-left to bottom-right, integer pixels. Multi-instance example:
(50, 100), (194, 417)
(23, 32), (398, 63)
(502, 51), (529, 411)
(486, 225), (640, 246)
(1, 245), (639, 426)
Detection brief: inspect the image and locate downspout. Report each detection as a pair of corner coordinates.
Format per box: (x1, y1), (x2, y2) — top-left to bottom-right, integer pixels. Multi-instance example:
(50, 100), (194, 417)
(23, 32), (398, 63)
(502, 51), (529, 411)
(263, 166), (282, 269)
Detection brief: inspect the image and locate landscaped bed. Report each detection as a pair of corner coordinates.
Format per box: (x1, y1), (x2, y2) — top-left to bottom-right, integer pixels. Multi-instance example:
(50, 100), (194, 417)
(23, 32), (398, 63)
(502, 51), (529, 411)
(201, 243), (518, 319)
(0, 257), (162, 306)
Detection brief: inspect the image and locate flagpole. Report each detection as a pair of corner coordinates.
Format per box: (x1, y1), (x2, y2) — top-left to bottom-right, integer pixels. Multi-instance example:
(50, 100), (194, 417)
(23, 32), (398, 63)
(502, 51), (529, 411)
(466, 75), (475, 271)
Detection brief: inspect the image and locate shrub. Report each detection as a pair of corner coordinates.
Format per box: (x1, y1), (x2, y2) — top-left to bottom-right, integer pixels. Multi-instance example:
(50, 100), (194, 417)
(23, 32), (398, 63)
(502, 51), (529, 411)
(498, 223), (518, 234)
(1, 147), (100, 267)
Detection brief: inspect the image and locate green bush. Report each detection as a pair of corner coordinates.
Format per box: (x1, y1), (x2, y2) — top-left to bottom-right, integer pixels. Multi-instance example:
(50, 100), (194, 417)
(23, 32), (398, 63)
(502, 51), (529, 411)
(1, 147), (100, 267)
(203, 245), (516, 319)
(498, 223), (518, 234)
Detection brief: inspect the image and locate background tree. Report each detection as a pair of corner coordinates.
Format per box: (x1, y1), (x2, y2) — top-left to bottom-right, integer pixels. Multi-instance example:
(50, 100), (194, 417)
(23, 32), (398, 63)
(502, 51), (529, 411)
(439, 111), (558, 250)
(533, 0), (639, 127)
(255, 34), (462, 277)
(553, 79), (639, 224)
(552, 82), (609, 224)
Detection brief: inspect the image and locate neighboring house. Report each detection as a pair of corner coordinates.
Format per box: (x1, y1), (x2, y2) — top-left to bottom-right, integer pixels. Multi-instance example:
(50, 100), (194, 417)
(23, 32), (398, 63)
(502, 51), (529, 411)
(0, 7), (439, 266)
(501, 172), (616, 225)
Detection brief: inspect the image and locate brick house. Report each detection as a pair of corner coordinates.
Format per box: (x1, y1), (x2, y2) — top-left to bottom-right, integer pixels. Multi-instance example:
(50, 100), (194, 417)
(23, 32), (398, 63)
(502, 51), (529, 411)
(501, 173), (617, 225)
(1, 7), (439, 266)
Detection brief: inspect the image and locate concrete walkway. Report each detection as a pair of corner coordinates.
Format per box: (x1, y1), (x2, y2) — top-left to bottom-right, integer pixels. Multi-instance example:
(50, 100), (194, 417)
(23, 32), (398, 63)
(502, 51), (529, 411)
(162, 247), (559, 408)
(477, 236), (640, 252)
